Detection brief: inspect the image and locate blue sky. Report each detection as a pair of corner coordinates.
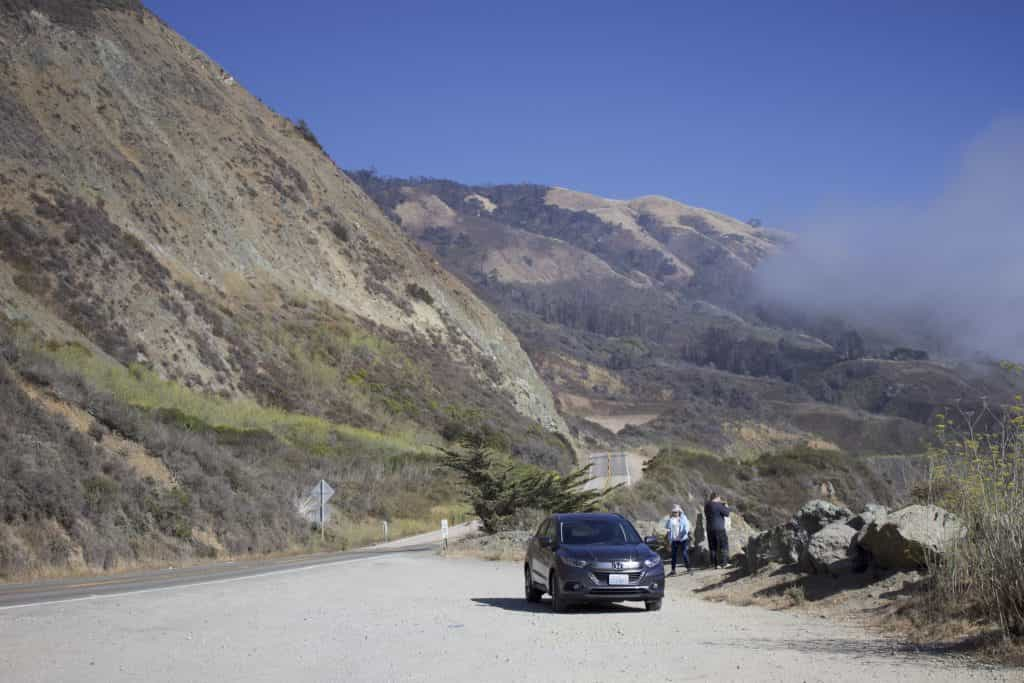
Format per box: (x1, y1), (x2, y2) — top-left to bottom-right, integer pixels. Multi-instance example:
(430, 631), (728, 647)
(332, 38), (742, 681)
(145, 1), (1023, 228)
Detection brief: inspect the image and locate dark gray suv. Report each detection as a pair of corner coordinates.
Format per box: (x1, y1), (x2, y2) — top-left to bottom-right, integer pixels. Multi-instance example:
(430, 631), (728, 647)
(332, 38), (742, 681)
(524, 512), (665, 612)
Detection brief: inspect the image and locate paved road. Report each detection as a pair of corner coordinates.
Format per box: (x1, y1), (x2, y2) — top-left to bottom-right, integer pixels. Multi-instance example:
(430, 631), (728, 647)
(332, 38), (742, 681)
(585, 451), (631, 489)
(0, 522), (476, 610)
(0, 554), (1008, 682)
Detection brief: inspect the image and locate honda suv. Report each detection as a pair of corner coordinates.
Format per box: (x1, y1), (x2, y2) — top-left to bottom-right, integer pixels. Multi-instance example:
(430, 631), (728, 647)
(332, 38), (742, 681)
(524, 512), (665, 612)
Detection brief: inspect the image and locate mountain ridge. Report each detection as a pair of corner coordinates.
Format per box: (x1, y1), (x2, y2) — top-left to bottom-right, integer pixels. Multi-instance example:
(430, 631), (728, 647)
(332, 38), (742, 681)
(350, 171), (1022, 460)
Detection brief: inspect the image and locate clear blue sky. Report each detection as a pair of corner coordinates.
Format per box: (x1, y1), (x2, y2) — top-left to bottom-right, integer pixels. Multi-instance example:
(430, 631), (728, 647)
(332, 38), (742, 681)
(145, 0), (1023, 228)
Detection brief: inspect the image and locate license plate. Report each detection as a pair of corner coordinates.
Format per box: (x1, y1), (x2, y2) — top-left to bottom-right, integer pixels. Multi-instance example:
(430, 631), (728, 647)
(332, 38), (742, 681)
(609, 574), (629, 585)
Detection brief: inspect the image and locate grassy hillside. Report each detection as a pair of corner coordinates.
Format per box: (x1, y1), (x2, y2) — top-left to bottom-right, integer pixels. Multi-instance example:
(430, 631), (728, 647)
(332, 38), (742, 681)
(0, 322), (470, 579)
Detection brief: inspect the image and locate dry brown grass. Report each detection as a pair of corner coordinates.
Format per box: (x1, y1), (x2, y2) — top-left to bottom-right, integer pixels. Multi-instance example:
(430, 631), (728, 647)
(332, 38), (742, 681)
(446, 532), (527, 563)
(924, 391), (1024, 640)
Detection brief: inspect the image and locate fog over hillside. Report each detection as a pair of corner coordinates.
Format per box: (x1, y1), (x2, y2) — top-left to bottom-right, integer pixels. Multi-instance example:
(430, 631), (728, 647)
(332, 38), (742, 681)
(755, 117), (1024, 362)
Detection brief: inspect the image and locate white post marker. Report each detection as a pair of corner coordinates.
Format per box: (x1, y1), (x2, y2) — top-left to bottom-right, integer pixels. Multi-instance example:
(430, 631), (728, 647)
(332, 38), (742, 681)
(441, 518), (449, 553)
(383, 520), (389, 543)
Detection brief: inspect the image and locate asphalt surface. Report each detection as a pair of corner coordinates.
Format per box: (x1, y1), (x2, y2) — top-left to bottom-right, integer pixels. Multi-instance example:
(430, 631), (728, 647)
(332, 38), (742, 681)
(0, 522), (480, 610)
(585, 452), (631, 489)
(0, 545), (433, 610)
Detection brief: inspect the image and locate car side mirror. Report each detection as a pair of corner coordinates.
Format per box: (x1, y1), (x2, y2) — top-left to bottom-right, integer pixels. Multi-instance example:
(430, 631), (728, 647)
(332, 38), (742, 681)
(539, 536), (553, 548)
(643, 536), (658, 546)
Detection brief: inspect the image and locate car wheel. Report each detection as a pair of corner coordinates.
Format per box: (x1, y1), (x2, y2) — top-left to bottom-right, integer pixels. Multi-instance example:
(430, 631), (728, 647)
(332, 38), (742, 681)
(550, 571), (568, 613)
(525, 565), (542, 603)
(645, 599), (662, 611)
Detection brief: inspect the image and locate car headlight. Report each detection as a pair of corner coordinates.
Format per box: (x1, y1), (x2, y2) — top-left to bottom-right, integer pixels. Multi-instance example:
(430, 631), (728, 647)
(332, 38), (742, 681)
(560, 556), (589, 568)
(643, 556), (662, 568)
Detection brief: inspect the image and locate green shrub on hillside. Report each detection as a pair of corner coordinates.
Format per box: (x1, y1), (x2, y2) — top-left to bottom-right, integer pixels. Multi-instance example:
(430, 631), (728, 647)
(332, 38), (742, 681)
(441, 433), (615, 533)
(405, 283), (434, 306)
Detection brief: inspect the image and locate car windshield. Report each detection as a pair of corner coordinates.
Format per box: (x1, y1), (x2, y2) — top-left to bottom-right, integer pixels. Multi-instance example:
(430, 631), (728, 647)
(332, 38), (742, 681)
(559, 519), (642, 546)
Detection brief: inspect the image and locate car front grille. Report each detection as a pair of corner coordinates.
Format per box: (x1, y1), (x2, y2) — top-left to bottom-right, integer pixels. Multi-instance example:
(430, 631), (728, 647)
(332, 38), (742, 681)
(590, 570), (643, 585)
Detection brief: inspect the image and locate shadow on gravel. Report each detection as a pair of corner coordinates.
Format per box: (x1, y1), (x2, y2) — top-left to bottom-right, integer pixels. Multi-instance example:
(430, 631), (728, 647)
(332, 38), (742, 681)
(471, 598), (645, 614)
(693, 564), (921, 606)
(716, 635), (1004, 666)
(691, 566), (748, 592)
(710, 636), (918, 663)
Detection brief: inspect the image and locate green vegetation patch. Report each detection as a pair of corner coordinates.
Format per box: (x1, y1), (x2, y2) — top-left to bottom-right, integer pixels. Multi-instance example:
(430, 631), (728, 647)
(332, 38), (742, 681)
(44, 342), (425, 456)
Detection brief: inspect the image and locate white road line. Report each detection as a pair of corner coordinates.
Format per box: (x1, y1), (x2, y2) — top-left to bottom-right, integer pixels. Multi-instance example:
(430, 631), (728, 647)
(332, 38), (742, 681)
(0, 554), (385, 612)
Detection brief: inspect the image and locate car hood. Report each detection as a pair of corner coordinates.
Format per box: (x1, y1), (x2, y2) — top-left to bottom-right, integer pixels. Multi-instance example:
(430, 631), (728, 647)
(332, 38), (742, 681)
(559, 544), (653, 563)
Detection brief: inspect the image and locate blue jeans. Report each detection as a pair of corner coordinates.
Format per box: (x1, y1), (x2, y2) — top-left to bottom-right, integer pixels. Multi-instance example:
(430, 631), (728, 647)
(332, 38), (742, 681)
(670, 539), (690, 572)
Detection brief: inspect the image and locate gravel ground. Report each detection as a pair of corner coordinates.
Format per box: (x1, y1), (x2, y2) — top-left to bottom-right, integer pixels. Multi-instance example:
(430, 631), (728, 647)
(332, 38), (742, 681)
(0, 553), (1014, 682)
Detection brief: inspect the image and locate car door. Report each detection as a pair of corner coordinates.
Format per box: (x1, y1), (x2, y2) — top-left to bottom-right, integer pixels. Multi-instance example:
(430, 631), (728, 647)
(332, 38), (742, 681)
(531, 518), (554, 589)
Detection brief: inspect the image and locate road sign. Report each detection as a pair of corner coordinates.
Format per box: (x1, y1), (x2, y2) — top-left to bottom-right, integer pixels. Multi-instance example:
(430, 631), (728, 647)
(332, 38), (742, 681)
(309, 480), (335, 501)
(308, 480), (335, 539)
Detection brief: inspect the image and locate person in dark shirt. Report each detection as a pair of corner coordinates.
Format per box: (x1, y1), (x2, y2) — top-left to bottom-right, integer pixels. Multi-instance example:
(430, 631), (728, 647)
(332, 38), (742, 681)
(704, 492), (731, 569)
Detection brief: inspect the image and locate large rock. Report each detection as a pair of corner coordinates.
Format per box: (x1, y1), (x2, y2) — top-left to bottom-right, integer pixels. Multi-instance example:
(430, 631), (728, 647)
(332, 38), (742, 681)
(794, 500), (854, 535)
(744, 499), (854, 572)
(801, 521), (857, 576)
(744, 522), (805, 572)
(858, 504), (965, 570)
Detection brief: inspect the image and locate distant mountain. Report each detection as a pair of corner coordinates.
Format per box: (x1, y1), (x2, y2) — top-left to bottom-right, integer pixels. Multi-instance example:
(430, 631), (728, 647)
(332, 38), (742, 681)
(351, 172), (1022, 459)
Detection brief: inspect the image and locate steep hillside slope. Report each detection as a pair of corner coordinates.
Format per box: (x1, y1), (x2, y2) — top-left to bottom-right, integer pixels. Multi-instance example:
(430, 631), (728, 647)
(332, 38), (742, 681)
(0, 1), (570, 578)
(0, 1), (566, 439)
(351, 173), (1020, 458)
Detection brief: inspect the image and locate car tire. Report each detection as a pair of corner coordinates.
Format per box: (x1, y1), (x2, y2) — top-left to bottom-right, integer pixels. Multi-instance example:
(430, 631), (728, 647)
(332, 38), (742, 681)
(550, 571), (569, 613)
(525, 565), (543, 603)
(645, 599), (662, 611)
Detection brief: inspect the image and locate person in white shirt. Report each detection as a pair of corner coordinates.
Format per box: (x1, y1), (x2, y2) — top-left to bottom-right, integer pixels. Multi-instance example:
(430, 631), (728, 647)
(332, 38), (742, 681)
(663, 504), (692, 575)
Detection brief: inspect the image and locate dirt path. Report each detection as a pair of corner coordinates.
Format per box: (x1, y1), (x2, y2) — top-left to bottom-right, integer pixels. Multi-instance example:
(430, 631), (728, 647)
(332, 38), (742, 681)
(0, 555), (1009, 682)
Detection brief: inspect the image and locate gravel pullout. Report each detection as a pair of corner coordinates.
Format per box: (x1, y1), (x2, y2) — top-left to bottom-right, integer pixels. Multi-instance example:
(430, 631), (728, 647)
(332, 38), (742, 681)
(0, 554), (1010, 682)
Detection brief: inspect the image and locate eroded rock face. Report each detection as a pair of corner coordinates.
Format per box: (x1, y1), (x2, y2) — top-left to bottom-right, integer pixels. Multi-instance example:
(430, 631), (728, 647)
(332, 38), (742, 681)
(0, 2), (569, 442)
(801, 521), (857, 576)
(858, 504), (965, 570)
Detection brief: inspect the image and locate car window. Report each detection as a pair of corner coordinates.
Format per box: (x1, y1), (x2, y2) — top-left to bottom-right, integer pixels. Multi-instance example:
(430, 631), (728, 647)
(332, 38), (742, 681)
(559, 518), (642, 545)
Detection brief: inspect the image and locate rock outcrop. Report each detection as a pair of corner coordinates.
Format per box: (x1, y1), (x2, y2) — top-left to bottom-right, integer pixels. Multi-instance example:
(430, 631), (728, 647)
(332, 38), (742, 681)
(857, 505), (965, 570)
(745, 499), (854, 572)
(745, 501), (964, 577)
(745, 522), (805, 571)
